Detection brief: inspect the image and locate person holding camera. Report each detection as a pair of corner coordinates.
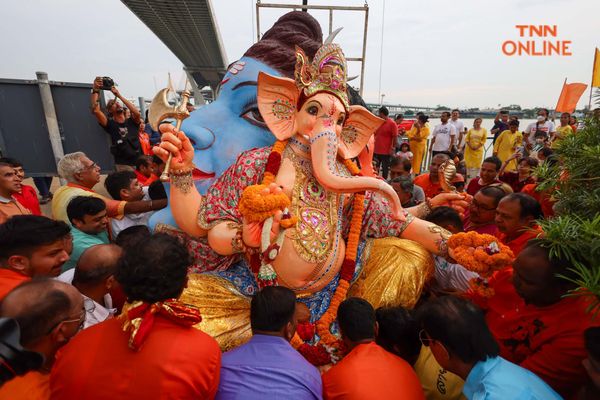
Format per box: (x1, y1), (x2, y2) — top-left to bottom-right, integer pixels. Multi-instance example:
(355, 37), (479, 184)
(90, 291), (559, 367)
(90, 77), (142, 171)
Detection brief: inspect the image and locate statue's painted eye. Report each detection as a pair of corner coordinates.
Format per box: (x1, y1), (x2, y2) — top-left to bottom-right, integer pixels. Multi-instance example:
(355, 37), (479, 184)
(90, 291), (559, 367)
(306, 105), (318, 116)
(241, 106), (267, 129)
(337, 115), (345, 125)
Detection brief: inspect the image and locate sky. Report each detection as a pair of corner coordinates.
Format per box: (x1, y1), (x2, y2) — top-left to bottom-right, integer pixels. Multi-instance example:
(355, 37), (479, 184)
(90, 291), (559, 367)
(1, 0), (598, 109)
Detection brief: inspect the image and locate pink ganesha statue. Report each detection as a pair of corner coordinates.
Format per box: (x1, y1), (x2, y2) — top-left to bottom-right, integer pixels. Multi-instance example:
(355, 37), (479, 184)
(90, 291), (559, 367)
(153, 40), (461, 365)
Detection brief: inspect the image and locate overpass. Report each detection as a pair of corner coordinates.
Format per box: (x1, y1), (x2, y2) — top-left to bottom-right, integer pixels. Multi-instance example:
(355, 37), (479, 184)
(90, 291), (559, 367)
(121, 0), (228, 95)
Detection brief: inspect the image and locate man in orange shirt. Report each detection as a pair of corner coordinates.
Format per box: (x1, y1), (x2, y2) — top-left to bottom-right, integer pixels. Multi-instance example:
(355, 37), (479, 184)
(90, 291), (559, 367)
(414, 153), (450, 199)
(494, 193), (543, 256)
(51, 233), (221, 399)
(0, 157), (42, 215)
(322, 298), (424, 400)
(0, 216), (71, 299)
(485, 241), (600, 398)
(0, 278), (84, 400)
(0, 161), (32, 224)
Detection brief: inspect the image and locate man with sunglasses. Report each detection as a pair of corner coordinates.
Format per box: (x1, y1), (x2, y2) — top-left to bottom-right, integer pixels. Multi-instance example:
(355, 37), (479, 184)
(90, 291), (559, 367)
(416, 296), (561, 400)
(0, 278), (84, 400)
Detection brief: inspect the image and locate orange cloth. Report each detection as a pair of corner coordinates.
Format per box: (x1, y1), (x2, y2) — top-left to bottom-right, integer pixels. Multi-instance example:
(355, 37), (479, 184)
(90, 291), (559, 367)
(0, 268), (30, 300)
(322, 342), (425, 400)
(495, 225), (542, 257)
(521, 184), (555, 218)
(134, 170), (159, 187)
(487, 294), (600, 398)
(50, 316), (221, 400)
(0, 370), (50, 400)
(13, 185), (42, 215)
(0, 196), (31, 224)
(413, 174), (442, 199)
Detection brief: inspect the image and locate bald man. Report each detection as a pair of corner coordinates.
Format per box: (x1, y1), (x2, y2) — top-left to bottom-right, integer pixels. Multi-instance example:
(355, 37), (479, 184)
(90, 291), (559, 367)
(0, 278), (83, 400)
(58, 244), (121, 329)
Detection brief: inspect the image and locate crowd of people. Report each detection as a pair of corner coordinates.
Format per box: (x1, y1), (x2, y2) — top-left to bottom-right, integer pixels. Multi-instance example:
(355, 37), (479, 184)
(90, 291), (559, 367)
(0, 77), (598, 400)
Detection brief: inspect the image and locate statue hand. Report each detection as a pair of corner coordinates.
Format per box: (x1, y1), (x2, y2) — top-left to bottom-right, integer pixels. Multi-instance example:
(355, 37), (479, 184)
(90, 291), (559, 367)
(242, 183), (284, 248)
(430, 192), (472, 218)
(153, 124), (195, 170)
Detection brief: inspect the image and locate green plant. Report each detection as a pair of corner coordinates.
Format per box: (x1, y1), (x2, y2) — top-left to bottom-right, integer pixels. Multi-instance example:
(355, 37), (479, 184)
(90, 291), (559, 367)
(534, 116), (600, 314)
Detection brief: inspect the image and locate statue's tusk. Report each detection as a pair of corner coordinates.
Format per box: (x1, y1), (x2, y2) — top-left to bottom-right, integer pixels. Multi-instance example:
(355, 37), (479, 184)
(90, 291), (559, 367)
(324, 27), (343, 44)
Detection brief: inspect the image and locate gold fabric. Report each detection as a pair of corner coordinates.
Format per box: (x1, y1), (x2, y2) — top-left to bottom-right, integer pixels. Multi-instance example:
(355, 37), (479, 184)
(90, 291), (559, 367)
(349, 237), (434, 309)
(181, 274), (252, 351)
(183, 237), (433, 351)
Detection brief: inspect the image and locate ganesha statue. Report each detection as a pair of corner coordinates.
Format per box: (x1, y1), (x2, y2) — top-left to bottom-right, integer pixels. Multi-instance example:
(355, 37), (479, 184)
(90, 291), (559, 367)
(152, 12), (461, 364)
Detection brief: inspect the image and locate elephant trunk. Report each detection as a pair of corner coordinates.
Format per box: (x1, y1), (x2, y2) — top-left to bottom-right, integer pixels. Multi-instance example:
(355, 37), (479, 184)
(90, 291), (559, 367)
(309, 131), (404, 220)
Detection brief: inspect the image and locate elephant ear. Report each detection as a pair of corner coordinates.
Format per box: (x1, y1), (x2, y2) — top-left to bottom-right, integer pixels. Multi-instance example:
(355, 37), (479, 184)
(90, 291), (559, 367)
(338, 105), (385, 159)
(257, 72), (299, 141)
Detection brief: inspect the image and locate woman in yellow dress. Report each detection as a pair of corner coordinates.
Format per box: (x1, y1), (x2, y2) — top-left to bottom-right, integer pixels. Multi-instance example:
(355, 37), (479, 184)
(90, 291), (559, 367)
(406, 114), (430, 174)
(493, 120), (523, 172)
(464, 118), (488, 179)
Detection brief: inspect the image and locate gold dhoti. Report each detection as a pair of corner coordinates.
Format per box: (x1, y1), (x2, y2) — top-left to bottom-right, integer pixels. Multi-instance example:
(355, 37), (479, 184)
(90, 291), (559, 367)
(182, 237), (434, 351)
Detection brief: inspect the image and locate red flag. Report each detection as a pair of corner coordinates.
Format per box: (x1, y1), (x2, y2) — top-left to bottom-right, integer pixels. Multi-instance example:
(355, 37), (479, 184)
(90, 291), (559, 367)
(555, 79), (588, 113)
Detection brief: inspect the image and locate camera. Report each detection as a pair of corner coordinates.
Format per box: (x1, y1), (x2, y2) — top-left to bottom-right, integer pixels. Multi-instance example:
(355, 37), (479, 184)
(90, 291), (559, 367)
(0, 318), (44, 386)
(101, 77), (115, 90)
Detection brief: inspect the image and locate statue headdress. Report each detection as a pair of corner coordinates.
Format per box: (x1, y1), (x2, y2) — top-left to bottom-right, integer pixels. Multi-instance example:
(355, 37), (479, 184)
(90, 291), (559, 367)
(294, 43), (350, 112)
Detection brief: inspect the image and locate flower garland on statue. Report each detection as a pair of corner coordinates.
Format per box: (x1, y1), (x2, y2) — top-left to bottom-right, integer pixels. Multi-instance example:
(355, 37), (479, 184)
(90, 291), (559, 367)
(239, 142), (365, 365)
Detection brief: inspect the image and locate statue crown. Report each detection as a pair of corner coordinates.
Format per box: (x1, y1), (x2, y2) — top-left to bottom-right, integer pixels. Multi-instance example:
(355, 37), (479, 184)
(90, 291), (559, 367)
(294, 43), (350, 112)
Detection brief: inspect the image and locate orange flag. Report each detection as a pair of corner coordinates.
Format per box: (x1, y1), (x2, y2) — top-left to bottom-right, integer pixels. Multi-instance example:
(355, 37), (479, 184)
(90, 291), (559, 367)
(555, 79), (588, 114)
(592, 48), (600, 88)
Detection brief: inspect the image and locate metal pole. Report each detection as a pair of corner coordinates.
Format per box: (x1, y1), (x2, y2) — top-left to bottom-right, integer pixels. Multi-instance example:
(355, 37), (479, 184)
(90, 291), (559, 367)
(138, 97), (146, 118)
(360, 6), (369, 96)
(329, 9), (333, 35)
(35, 71), (65, 179)
(256, 1), (261, 42)
(377, 0), (385, 105)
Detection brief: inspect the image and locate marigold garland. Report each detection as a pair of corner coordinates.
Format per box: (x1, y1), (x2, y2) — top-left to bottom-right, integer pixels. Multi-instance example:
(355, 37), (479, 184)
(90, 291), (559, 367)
(448, 231), (514, 277)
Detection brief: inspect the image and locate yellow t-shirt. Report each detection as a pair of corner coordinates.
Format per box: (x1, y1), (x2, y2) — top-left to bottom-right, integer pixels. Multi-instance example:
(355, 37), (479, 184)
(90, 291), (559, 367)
(552, 125), (573, 148)
(414, 346), (466, 400)
(493, 130), (523, 172)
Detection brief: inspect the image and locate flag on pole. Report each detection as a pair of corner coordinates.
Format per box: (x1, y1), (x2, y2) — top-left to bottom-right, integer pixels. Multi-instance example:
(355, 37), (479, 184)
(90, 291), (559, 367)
(556, 79), (588, 114)
(592, 48), (600, 88)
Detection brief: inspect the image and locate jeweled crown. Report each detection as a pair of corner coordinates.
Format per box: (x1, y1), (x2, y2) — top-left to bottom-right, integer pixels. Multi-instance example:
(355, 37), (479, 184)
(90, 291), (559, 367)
(294, 43), (350, 112)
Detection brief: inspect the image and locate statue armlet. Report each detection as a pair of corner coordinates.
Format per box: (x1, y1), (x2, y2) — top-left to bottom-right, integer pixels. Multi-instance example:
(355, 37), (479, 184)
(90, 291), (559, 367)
(197, 197), (224, 231)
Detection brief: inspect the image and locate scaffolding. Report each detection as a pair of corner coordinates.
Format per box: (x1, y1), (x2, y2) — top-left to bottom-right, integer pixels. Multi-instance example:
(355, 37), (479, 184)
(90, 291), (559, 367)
(255, 1), (369, 96)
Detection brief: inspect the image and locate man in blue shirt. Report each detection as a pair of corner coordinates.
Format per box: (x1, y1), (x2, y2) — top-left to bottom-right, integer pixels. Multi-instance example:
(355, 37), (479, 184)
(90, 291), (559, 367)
(417, 296), (561, 400)
(216, 286), (322, 400)
(62, 196), (109, 272)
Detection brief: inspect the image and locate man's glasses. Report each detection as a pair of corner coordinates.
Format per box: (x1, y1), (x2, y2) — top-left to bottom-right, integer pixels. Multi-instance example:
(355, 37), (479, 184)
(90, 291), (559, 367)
(471, 198), (496, 212)
(419, 329), (434, 347)
(82, 162), (99, 171)
(46, 305), (88, 334)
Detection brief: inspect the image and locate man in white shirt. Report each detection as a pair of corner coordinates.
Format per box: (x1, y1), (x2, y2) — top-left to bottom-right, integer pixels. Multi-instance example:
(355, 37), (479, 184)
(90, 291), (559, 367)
(524, 108), (556, 147)
(104, 171), (157, 237)
(58, 244), (120, 329)
(430, 111), (456, 156)
(449, 109), (466, 152)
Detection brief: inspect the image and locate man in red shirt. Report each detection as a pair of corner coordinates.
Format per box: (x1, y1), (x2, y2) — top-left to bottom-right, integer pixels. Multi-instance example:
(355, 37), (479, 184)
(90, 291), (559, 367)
(0, 157), (42, 215)
(323, 298), (424, 399)
(485, 241), (600, 398)
(373, 106), (398, 180)
(0, 216), (71, 299)
(51, 233), (221, 400)
(465, 156), (502, 196)
(414, 153), (450, 198)
(463, 185), (507, 236)
(494, 193), (543, 256)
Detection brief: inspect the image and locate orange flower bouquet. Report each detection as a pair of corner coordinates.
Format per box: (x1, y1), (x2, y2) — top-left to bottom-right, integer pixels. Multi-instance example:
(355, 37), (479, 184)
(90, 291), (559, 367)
(448, 231), (514, 277)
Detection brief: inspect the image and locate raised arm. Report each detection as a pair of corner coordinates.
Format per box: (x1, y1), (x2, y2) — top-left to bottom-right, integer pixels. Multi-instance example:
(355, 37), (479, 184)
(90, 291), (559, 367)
(91, 77), (108, 128)
(153, 124), (207, 238)
(111, 86), (141, 124)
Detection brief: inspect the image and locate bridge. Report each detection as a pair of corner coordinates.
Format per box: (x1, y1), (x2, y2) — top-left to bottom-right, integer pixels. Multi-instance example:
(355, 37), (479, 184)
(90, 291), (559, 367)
(121, 0), (228, 100)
